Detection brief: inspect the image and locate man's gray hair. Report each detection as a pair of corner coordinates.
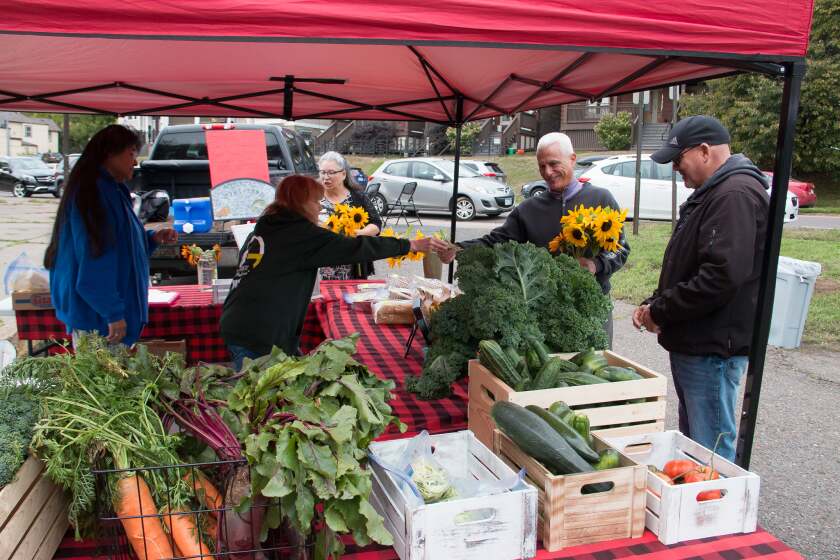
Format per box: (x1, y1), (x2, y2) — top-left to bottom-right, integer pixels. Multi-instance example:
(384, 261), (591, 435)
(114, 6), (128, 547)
(319, 151), (348, 170)
(536, 132), (575, 156)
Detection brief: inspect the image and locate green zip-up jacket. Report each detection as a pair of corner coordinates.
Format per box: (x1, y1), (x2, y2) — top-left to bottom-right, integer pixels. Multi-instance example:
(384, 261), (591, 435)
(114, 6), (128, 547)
(220, 208), (410, 356)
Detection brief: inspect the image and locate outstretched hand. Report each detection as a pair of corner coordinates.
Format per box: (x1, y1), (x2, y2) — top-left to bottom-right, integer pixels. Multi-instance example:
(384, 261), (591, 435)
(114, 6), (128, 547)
(409, 237), (451, 255)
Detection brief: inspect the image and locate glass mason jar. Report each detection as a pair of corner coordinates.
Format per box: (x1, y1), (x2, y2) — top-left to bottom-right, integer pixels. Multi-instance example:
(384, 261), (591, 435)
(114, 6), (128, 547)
(197, 251), (218, 286)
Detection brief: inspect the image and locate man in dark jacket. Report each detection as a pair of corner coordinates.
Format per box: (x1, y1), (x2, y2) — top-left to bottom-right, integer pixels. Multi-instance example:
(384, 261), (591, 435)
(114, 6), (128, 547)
(440, 132), (630, 345)
(633, 116), (769, 460)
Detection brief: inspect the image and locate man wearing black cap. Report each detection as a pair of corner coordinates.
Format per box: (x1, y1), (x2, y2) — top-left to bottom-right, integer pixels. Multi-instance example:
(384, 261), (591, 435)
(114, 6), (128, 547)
(632, 115), (770, 461)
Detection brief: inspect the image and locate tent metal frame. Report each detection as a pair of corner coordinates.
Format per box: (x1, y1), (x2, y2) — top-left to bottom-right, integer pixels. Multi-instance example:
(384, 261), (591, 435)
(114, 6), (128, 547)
(0, 35), (805, 468)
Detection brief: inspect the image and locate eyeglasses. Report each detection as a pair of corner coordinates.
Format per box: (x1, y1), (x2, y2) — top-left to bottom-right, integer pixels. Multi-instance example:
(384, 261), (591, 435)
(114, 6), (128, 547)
(673, 145), (701, 166)
(318, 169), (344, 177)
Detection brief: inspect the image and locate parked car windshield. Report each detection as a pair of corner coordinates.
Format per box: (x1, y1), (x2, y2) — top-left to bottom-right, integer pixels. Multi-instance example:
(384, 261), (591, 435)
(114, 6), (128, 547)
(12, 157), (51, 171)
(435, 161), (479, 178)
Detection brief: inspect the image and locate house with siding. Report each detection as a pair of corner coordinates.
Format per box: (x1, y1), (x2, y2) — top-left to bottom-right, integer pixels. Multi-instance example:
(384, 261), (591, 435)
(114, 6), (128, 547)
(0, 112), (61, 157)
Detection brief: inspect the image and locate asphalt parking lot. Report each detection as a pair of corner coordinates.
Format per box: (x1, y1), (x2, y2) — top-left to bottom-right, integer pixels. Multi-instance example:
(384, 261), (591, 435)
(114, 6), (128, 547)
(0, 192), (837, 558)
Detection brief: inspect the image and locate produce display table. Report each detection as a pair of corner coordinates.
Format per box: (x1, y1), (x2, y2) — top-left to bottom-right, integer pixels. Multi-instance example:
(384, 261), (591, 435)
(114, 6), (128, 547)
(51, 526), (802, 559)
(13, 284), (327, 364)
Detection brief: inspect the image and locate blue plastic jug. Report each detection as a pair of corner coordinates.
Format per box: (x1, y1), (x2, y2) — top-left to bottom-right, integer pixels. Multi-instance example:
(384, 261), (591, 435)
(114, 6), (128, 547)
(172, 197), (213, 234)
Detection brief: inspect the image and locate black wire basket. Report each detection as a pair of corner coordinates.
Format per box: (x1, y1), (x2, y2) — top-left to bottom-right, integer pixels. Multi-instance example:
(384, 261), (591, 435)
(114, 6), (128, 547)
(93, 459), (314, 560)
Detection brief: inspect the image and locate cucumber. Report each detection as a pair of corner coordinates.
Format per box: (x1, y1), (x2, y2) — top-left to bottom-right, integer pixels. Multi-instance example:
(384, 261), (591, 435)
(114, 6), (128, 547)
(525, 405), (599, 463)
(531, 358), (578, 390)
(491, 402), (595, 475)
(558, 372), (611, 386)
(594, 366), (643, 382)
(478, 340), (522, 388)
(593, 449), (620, 471)
(525, 336), (551, 368)
(504, 346), (521, 366)
(525, 348), (542, 373)
(570, 349), (609, 374)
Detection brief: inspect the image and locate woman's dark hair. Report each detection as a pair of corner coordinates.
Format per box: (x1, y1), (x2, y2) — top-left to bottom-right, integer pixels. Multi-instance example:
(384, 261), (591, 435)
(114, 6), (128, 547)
(43, 124), (143, 269)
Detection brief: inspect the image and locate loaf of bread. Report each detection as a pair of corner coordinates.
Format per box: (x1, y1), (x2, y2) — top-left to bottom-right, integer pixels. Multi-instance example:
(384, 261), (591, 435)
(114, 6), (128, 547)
(372, 300), (415, 325)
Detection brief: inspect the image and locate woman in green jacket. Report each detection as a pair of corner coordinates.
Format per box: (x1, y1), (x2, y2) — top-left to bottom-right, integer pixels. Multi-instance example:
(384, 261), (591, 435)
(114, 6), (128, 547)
(221, 174), (448, 369)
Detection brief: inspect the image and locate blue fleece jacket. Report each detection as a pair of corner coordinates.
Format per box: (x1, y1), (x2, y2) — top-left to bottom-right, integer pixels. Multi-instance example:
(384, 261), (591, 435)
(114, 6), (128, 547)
(49, 169), (158, 345)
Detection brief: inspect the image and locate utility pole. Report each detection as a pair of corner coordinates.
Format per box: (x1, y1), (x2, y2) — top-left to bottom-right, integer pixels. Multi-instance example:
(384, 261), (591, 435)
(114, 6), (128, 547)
(671, 86), (680, 231)
(62, 114), (70, 178)
(632, 92), (644, 235)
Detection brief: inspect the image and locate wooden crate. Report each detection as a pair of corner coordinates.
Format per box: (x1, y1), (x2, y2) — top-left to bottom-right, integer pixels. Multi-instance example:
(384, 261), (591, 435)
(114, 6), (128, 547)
(368, 430), (538, 560)
(0, 455), (70, 560)
(604, 430), (760, 545)
(468, 350), (667, 449)
(493, 430), (646, 551)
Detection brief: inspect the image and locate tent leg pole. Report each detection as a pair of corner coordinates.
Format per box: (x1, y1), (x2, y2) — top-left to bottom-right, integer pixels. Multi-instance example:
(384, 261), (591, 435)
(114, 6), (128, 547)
(447, 97), (464, 283)
(735, 61), (805, 469)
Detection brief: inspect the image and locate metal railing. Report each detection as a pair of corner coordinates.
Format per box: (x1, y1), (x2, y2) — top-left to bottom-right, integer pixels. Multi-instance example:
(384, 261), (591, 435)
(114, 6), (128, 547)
(566, 102), (639, 123)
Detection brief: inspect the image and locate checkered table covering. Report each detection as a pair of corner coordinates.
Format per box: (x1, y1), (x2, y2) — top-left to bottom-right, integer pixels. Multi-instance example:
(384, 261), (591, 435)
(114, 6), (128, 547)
(316, 280), (469, 437)
(14, 285), (327, 364)
(52, 527), (802, 560)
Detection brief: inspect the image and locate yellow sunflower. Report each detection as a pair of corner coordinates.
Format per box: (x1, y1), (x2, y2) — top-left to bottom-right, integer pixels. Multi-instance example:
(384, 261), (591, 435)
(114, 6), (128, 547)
(548, 234), (564, 254)
(406, 230), (425, 261)
(347, 206), (369, 229)
(324, 214), (342, 233)
(381, 227), (396, 238)
(387, 255), (407, 268)
(334, 203), (352, 217)
(592, 208), (624, 247)
(601, 235), (621, 252)
(339, 214), (358, 235)
(563, 224), (589, 248)
(560, 205), (586, 227)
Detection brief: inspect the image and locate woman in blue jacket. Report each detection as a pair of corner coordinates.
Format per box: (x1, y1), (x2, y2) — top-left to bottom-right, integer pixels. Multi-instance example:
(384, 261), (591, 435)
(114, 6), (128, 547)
(44, 125), (178, 346)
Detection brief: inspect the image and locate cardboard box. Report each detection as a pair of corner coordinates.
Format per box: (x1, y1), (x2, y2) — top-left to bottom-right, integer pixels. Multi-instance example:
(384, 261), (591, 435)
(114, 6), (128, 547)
(11, 291), (53, 311)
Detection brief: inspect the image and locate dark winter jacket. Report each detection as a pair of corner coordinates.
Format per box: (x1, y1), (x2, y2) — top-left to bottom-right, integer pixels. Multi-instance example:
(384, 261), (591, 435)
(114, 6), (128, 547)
(458, 181), (630, 293)
(221, 208), (410, 356)
(643, 154), (769, 357)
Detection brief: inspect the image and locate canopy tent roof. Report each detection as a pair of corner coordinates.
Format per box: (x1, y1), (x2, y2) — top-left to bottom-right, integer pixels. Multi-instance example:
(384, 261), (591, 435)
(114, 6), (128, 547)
(0, 0), (814, 122)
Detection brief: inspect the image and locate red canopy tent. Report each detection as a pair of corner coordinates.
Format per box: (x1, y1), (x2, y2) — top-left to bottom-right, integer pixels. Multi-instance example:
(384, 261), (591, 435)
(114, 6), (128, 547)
(0, 0), (815, 466)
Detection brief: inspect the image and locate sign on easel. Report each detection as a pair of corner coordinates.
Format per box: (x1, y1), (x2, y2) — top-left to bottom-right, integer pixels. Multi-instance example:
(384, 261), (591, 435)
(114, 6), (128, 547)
(205, 128), (275, 220)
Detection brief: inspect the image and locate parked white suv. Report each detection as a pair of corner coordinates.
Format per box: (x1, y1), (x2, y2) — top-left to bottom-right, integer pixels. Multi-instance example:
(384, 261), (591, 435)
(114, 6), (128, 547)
(578, 155), (798, 222)
(369, 158), (514, 220)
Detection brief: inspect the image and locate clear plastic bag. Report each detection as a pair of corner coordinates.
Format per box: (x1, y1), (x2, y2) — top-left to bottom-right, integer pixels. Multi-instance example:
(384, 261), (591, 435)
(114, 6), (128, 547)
(3, 252), (49, 295)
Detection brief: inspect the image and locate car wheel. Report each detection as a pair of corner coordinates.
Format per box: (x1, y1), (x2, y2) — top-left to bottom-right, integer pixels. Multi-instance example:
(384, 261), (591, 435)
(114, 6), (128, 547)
(371, 193), (387, 215)
(53, 183), (64, 198)
(530, 187), (546, 198)
(454, 196), (476, 221)
(13, 183), (30, 198)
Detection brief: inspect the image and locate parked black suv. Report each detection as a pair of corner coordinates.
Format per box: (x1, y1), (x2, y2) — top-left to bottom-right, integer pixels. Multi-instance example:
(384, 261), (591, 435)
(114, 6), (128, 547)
(0, 156), (63, 198)
(131, 124), (318, 283)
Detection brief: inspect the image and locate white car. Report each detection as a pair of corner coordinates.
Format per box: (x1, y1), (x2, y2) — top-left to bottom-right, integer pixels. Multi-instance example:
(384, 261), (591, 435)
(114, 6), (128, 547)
(578, 155), (798, 222)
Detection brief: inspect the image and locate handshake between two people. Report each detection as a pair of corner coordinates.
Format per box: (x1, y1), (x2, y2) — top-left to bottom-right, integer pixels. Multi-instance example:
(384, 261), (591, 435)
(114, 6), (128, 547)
(408, 237), (458, 260)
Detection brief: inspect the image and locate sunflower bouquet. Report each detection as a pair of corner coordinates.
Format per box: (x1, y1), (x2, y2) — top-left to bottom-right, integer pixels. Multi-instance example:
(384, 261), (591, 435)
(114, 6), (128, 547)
(548, 205), (627, 258)
(380, 226), (430, 268)
(324, 203), (369, 236)
(180, 243), (222, 266)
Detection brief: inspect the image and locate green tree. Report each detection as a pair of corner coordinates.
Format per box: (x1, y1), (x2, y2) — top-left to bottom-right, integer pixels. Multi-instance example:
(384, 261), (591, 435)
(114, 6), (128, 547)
(26, 113), (117, 153)
(679, 0), (840, 175)
(594, 112), (633, 150)
(445, 122), (482, 155)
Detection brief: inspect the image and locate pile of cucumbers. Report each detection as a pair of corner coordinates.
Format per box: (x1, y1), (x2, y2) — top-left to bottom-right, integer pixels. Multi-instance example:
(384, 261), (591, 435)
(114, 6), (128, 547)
(492, 401), (620, 484)
(478, 340), (643, 391)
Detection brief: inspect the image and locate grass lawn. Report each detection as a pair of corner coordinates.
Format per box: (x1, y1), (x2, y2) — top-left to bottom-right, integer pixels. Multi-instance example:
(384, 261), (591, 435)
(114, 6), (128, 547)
(611, 223), (840, 349)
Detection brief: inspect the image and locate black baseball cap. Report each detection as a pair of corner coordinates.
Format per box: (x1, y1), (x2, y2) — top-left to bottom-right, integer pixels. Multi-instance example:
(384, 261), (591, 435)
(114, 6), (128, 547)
(651, 115), (731, 164)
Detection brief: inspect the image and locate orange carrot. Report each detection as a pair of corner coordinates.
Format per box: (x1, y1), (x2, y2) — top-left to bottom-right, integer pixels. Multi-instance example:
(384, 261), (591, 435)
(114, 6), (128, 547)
(162, 507), (212, 559)
(115, 475), (175, 560)
(184, 471), (222, 518)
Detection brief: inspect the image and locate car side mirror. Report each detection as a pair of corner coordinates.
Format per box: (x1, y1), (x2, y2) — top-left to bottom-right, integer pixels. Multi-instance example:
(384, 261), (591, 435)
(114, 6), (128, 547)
(433, 174), (446, 181)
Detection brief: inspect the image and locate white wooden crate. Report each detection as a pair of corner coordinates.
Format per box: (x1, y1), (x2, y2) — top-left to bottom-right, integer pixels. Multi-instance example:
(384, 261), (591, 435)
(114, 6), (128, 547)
(604, 430), (760, 545)
(368, 430), (538, 560)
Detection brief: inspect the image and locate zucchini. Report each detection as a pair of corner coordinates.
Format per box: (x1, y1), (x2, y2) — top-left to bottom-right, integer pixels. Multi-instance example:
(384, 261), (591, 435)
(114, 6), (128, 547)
(525, 336), (551, 368)
(549, 401), (573, 421)
(478, 340), (522, 388)
(570, 349), (609, 374)
(525, 348), (542, 373)
(595, 366), (643, 382)
(558, 372), (611, 386)
(531, 358), (578, 390)
(525, 405), (599, 463)
(593, 449), (620, 471)
(571, 413), (593, 447)
(504, 346), (521, 366)
(491, 402), (594, 475)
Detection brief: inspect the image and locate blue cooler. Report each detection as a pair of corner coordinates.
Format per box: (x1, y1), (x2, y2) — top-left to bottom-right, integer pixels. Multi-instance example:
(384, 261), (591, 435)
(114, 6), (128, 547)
(172, 197), (213, 234)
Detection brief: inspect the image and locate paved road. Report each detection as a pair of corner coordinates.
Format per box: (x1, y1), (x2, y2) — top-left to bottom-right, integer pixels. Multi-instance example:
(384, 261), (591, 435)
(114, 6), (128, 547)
(0, 193), (837, 558)
(789, 213), (840, 229)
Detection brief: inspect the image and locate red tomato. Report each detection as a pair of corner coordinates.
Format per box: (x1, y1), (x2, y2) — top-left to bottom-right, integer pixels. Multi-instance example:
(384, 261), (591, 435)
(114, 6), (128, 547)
(663, 459), (698, 481)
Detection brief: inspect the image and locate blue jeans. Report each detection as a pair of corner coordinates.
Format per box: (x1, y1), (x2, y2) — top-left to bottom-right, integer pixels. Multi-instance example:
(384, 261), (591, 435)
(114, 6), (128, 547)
(228, 344), (263, 371)
(669, 352), (748, 461)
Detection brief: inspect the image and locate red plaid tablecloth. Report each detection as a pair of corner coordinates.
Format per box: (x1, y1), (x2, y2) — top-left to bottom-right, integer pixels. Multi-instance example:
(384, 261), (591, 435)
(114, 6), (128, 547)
(14, 285), (327, 364)
(314, 280), (469, 437)
(52, 527), (802, 560)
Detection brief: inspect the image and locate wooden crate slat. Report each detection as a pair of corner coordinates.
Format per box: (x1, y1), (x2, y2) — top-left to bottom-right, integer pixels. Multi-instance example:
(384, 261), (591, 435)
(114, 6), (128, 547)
(593, 422), (665, 439)
(0, 468), (56, 559)
(10, 487), (68, 560)
(0, 456), (46, 529)
(32, 503), (70, 560)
